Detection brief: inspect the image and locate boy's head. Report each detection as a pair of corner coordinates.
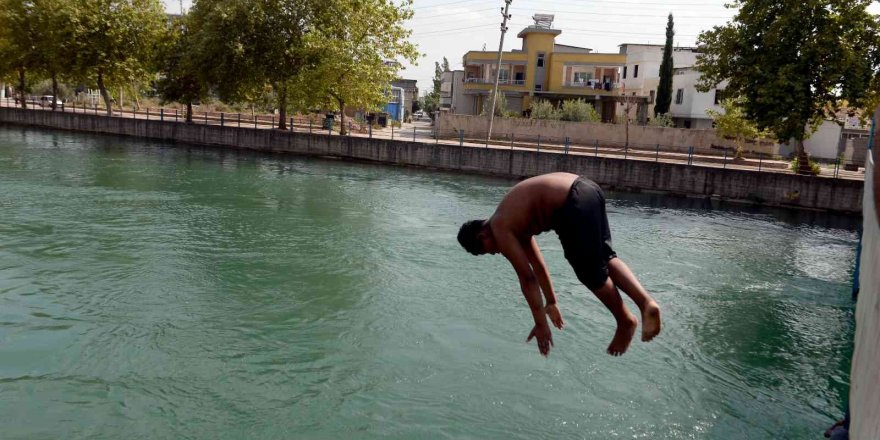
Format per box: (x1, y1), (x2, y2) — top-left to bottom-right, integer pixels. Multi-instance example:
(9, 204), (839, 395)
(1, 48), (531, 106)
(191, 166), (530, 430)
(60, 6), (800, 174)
(457, 220), (497, 255)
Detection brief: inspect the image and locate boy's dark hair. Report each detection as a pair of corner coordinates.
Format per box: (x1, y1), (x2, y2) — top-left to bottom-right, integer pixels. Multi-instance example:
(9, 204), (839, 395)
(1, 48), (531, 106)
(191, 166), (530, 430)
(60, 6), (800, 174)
(457, 220), (486, 255)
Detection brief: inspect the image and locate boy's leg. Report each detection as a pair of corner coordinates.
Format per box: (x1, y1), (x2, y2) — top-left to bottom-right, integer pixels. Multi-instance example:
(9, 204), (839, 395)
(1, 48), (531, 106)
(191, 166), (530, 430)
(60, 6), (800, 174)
(589, 277), (638, 356)
(607, 258), (661, 341)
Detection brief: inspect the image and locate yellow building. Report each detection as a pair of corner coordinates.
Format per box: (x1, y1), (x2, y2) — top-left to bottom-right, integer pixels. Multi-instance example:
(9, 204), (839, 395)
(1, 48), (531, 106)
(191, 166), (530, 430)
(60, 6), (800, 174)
(460, 15), (638, 122)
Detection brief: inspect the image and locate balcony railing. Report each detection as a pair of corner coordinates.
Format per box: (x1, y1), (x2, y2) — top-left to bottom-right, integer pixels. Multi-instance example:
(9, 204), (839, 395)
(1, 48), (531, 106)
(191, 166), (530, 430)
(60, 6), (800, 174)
(564, 80), (619, 91)
(465, 78), (526, 86)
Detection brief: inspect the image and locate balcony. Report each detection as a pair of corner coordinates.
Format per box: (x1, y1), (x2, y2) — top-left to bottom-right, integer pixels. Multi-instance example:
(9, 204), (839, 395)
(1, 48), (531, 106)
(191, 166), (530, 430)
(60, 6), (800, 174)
(466, 78), (526, 86)
(563, 80), (619, 91)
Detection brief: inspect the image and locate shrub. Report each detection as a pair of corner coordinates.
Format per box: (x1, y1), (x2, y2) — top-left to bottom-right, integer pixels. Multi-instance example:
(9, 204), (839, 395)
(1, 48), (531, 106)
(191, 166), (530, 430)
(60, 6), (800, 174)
(530, 99), (560, 120)
(649, 113), (674, 128)
(559, 99), (599, 122)
(481, 90), (510, 117)
(790, 156), (822, 175)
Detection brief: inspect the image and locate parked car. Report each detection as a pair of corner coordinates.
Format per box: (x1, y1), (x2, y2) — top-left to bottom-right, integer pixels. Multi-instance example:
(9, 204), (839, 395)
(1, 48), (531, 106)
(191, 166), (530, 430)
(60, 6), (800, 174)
(38, 95), (63, 107)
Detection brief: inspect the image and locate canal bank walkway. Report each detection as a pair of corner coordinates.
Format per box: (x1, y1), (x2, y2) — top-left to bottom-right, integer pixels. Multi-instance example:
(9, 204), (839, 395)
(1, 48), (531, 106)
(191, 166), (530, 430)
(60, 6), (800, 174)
(1, 99), (865, 182)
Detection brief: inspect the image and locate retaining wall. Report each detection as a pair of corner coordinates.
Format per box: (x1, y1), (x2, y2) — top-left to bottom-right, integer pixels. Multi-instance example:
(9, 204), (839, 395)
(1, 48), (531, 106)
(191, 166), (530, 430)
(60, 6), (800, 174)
(0, 108), (863, 213)
(438, 113), (781, 156)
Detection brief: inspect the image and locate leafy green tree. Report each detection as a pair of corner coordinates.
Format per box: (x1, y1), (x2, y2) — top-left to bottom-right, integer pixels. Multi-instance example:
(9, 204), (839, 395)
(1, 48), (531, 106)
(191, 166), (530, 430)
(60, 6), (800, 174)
(298, 0), (418, 134)
(559, 99), (599, 122)
(654, 13), (674, 116)
(696, 0), (880, 173)
(0, 0), (41, 108)
(648, 113), (674, 127)
(156, 15), (210, 123)
(69, 0), (167, 115)
(190, 0), (340, 130)
(706, 97), (764, 158)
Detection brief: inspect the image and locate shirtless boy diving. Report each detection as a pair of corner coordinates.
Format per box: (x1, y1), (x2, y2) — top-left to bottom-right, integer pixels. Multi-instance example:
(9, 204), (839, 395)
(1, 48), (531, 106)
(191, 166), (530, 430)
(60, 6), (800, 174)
(457, 172), (661, 357)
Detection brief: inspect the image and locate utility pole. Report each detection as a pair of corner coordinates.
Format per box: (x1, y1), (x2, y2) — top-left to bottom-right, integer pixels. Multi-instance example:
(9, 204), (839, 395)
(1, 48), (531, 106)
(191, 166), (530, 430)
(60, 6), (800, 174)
(487, 0), (512, 144)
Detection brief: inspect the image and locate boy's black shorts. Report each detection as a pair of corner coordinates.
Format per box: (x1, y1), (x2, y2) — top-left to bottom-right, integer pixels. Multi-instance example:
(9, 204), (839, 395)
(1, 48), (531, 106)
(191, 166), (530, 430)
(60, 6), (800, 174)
(551, 178), (617, 290)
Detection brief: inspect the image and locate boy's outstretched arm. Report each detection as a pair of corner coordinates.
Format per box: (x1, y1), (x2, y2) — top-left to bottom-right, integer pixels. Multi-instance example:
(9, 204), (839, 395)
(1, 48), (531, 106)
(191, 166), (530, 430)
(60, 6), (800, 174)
(496, 232), (553, 356)
(526, 237), (564, 329)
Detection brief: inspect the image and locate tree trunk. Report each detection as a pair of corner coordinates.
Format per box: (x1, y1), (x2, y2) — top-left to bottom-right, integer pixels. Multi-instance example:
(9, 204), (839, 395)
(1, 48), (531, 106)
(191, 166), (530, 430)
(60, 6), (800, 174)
(97, 72), (112, 115)
(276, 83), (287, 130)
(51, 73), (59, 111)
(337, 96), (346, 135)
(795, 139), (812, 174)
(186, 101), (193, 123)
(18, 68), (26, 109)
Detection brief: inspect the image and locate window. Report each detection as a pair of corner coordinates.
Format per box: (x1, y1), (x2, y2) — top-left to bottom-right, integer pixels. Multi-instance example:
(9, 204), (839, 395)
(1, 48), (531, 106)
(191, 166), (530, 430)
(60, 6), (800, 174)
(634, 65), (639, 78)
(573, 72), (591, 83)
(535, 84), (543, 91)
(714, 89), (725, 105)
(623, 66), (628, 79)
(675, 89), (684, 105)
(649, 90), (655, 104)
(536, 53), (545, 68)
(499, 68), (509, 82)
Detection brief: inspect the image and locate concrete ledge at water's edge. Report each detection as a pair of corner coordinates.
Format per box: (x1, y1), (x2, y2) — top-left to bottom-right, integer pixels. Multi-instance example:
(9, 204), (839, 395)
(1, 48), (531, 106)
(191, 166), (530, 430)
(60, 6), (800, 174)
(0, 108), (864, 214)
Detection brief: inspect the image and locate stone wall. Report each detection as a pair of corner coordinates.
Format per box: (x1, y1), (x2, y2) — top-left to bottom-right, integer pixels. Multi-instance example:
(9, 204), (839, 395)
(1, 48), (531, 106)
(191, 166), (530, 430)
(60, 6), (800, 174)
(438, 113), (781, 156)
(850, 110), (878, 439)
(0, 108), (862, 213)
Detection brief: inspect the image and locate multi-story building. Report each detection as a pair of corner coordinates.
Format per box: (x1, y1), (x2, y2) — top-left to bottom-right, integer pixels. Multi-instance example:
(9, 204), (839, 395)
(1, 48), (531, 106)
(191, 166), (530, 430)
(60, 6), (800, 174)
(439, 70), (465, 113)
(390, 79), (418, 117)
(618, 44), (725, 129)
(458, 15), (646, 122)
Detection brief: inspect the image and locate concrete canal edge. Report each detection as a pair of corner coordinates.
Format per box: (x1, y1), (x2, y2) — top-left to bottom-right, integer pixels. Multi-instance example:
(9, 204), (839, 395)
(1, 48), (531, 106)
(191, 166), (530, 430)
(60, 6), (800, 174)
(0, 108), (864, 214)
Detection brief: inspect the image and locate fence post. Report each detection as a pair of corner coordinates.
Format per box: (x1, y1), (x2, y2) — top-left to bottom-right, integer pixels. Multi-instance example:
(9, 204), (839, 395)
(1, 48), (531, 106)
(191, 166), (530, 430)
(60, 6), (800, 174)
(254, 115), (258, 129)
(565, 137), (571, 154)
(175, 109), (178, 122)
(391, 122), (395, 140)
(594, 139), (599, 157)
(368, 123), (372, 138)
(146, 108), (149, 120)
(348, 122), (351, 136)
(459, 130), (464, 146)
(834, 157), (840, 178)
(624, 144), (629, 160)
(510, 133), (515, 150)
(205, 112), (208, 125)
(413, 126), (416, 142)
(723, 150), (728, 169)
(238, 113), (241, 128)
(758, 153), (763, 172)
(220, 112), (224, 127)
(537, 135), (541, 153)
(655, 144), (660, 162)
(271, 115), (275, 130)
(688, 146), (694, 165)
(327, 118), (332, 135)
(309, 119), (313, 134)
(159, 108), (164, 121)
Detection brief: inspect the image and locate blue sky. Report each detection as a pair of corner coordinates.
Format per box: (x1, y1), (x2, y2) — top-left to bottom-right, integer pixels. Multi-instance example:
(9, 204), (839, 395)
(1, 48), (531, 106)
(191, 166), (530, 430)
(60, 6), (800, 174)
(163, 0), (880, 98)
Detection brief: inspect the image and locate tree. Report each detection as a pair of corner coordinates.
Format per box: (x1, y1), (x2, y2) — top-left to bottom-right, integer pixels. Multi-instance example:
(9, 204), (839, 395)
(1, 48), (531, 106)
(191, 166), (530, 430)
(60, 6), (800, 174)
(70, 0), (167, 115)
(0, 0), (41, 108)
(654, 13), (674, 116)
(156, 15), (210, 123)
(696, 0), (880, 173)
(619, 90), (641, 147)
(299, 0), (418, 134)
(706, 97), (764, 158)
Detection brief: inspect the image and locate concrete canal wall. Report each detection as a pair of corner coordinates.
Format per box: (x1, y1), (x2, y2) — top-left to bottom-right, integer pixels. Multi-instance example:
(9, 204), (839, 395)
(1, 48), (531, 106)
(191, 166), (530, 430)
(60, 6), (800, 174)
(0, 108), (863, 214)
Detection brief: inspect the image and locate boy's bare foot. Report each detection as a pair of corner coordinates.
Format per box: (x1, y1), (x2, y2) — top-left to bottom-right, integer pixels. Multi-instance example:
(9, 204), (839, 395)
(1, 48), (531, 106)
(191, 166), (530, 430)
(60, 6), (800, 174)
(641, 301), (662, 342)
(607, 313), (637, 356)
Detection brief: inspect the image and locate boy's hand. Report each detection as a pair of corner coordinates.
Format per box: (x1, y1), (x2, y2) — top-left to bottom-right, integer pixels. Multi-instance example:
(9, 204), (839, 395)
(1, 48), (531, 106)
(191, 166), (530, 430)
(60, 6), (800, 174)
(527, 322), (553, 356)
(545, 303), (565, 330)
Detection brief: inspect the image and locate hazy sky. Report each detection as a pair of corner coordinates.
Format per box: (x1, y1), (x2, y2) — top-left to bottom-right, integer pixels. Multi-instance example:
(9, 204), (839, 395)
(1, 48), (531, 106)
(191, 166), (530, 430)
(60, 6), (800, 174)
(163, 0), (880, 97)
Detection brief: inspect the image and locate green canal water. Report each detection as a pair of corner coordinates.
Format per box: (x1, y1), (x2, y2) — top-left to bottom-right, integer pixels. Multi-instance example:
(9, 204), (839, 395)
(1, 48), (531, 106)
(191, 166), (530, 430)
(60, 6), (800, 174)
(0, 127), (860, 439)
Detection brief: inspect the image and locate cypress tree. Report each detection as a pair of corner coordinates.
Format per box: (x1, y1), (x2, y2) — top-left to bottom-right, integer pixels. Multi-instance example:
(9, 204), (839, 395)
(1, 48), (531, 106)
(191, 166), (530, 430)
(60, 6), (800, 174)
(654, 13), (674, 116)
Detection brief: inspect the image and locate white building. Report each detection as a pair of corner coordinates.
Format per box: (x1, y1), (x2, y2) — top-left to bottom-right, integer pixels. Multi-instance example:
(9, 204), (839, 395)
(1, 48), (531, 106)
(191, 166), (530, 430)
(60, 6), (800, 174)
(619, 44), (724, 129)
(439, 70), (467, 114)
